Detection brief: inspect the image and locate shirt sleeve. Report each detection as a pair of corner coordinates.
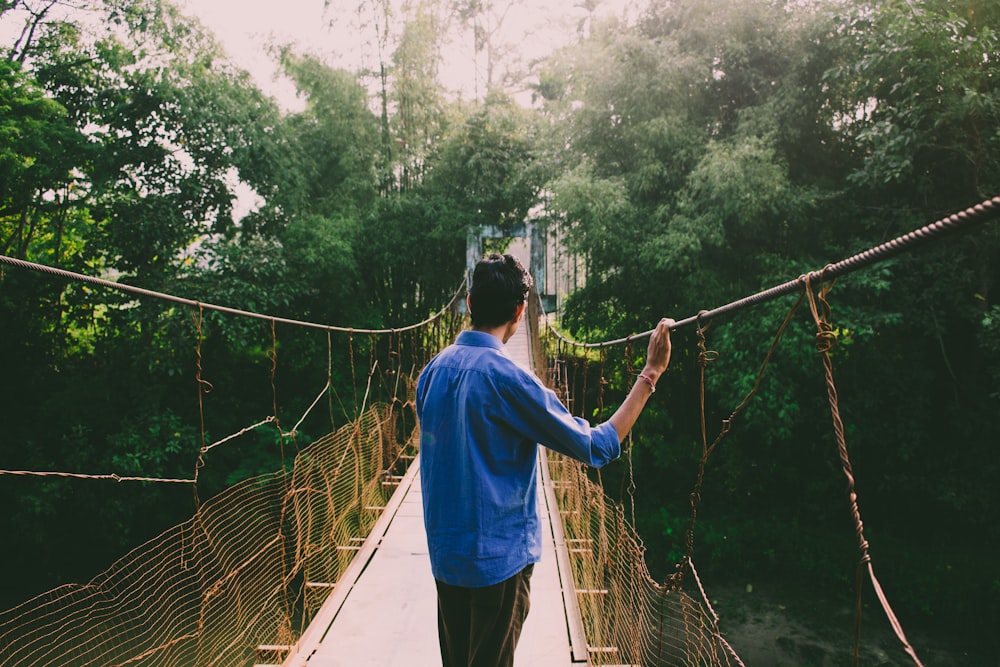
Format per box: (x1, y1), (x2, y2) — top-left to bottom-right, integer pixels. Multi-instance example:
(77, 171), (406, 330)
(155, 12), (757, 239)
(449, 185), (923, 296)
(498, 365), (621, 468)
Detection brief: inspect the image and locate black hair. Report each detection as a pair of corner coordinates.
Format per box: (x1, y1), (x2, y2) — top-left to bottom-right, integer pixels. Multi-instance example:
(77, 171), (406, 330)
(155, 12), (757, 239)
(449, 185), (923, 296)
(468, 253), (533, 328)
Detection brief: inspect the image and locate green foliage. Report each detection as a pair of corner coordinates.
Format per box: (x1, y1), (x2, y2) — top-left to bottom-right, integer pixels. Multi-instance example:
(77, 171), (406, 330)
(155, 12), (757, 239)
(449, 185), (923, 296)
(109, 411), (198, 479)
(357, 190), (466, 325)
(388, 3), (450, 191)
(0, 59), (88, 260)
(427, 93), (541, 231)
(539, 0), (1000, 648)
(826, 0), (1000, 200)
(280, 52), (380, 216)
(980, 304), (1000, 400)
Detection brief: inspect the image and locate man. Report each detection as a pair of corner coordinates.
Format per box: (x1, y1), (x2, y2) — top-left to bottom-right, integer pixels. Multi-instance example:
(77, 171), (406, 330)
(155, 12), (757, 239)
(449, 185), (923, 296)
(416, 253), (673, 667)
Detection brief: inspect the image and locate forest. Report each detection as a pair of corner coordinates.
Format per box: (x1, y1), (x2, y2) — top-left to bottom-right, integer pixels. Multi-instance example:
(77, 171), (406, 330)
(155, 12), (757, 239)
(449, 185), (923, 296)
(1, 0), (998, 663)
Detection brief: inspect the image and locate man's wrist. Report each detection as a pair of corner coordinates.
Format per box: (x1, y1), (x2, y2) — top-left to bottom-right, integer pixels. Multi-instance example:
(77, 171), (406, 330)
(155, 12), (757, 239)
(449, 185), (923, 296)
(639, 366), (661, 384)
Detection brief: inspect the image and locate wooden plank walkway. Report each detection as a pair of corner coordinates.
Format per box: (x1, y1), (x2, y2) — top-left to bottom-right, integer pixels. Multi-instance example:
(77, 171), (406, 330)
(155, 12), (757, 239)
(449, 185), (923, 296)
(281, 323), (587, 666)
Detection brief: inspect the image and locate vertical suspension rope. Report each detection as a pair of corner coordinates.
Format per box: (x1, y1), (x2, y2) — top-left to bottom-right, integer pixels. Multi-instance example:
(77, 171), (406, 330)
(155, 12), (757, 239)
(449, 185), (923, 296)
(597, 345), (608, 417)
(269, 319), (287, 468)
(391, 329), (402, 407)
(623, 338), (638, 529)
(359, 333), (378, 416)
(595, 346), (607, 489)
(682, 292), (805, 579)
(348, 331), (358, 418)
(192, 304), (211, 508)
(683, 314), (714, 579)
(326, 329), (335, 431)
(803, 272), (925, 667)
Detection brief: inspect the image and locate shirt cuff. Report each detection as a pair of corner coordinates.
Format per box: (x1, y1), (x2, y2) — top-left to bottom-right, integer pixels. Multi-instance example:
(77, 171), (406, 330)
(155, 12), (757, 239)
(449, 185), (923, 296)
(590, 421), (622, 467)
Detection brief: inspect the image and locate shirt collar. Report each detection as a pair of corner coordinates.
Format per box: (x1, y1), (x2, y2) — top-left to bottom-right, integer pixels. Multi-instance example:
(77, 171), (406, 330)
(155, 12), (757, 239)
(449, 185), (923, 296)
(456, 329), (505, 351)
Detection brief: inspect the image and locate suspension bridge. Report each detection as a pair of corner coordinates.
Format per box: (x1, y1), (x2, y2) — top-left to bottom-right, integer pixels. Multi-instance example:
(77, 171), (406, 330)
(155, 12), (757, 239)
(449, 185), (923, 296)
(0, 196), (998, 666)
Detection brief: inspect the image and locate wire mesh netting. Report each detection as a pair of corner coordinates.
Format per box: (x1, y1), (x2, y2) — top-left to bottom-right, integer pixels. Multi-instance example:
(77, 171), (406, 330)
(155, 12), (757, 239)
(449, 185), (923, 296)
(0, 401), (418, 667)
(528, 295), (743, 666)
(547, 452), (742, 666)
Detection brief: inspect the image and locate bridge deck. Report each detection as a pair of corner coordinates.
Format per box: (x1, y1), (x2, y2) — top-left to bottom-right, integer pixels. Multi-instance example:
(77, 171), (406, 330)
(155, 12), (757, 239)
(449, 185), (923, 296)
(281, 323), (586, 666)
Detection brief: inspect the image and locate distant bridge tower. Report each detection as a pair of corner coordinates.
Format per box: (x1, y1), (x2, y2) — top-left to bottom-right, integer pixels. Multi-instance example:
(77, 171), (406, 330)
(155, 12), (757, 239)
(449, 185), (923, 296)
(466, 221), (557, 313)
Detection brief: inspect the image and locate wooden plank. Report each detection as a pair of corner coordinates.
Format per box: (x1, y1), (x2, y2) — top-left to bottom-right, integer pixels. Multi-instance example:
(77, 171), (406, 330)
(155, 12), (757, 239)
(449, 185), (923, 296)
(300, 473), (439, 665)
(281, 458), (421, 667)
(540, 448), (591, 664)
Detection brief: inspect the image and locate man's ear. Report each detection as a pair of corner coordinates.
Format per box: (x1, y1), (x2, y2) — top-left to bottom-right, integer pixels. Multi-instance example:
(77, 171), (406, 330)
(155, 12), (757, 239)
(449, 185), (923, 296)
(514, 302), (526, 322)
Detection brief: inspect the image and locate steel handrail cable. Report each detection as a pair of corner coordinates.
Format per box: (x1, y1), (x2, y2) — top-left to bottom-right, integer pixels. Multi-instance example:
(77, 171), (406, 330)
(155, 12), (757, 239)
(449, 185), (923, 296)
(542, 195), (1000, 348)
(0, 253), (466, 334)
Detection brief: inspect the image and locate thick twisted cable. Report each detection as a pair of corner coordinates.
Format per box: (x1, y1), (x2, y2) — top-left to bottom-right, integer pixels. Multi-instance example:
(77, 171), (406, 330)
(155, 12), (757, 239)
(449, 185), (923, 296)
(546, 195), (1000, 348)
(0, 254), (465, 334)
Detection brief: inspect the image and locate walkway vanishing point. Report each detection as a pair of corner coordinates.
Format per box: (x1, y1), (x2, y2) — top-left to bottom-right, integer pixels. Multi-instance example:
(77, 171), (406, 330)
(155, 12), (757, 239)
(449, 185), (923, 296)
(277, 321), (590, 667)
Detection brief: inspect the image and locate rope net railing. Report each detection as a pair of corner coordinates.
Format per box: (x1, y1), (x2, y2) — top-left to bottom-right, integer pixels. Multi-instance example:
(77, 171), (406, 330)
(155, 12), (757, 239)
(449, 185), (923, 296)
(529, 297), (745, 667)
(0, 404), (417, 666)
(527, 195), (1000, 666)
(0, 258), (466, 666)
(545, 453), (742, 666)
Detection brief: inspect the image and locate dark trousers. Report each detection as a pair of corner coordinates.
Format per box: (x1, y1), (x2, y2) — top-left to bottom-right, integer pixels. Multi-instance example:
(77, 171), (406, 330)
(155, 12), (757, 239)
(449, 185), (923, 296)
(435, 564), (534, 667)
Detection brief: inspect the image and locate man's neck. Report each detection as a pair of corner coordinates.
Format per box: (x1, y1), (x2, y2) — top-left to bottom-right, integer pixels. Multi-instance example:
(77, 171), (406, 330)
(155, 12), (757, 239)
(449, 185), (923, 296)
(469, 302), (524, 344)
(472, 321), (516, 344)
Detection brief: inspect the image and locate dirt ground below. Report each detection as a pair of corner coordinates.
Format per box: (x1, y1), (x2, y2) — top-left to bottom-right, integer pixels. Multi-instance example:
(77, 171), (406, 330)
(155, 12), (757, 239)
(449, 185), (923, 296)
(706, 580), (990, 666)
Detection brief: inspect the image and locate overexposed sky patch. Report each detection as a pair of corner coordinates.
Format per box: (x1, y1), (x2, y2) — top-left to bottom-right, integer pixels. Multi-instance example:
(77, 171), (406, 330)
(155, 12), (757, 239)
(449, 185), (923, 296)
(177, 0), (637, 108)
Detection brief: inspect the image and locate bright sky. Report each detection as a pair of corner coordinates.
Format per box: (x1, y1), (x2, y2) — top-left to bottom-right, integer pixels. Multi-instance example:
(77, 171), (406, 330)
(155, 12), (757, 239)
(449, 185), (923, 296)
(0, 0), (632, 219)
(171, 0), (637, 219)
(177, 0), (635, 108)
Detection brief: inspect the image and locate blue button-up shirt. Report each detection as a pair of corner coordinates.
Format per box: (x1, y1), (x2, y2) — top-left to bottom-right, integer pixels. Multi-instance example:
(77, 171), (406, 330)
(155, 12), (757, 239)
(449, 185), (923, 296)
(416, 329), (620, 587)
